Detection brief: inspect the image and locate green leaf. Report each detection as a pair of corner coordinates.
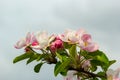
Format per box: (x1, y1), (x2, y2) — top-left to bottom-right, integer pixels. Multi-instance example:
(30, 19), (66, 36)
(13, 52), (33, 63)
(56, 52), (68, 62)
(27, 57), (36, 64)
(103, 60), (116, 72)
(69, 45), (76, 58)
(97, 72), (106, 80)
(60, 69), (68, 76)
(54, 61), (68, 76)
(54, 62), (61, 74)
(27, 54), (40, 64)
(96, 52), (109, 71)
(54, 58), (71, 76)
(88, 50), (110, 71)
(79, 50), (88, 57)
(109, 60), (116, 66)
(90, 63), (97, 72)
(37, 53), (50, 61)
(89, 77), (99, 80)
(37, 54), (44, 61)
(34, 62), (44, 73)
(56, 52), (62, 62)
(91, 60), (102, 66)
(101, 77), (106, 80)
(87, 50), (111, 72)
(96, 53), (109, 65)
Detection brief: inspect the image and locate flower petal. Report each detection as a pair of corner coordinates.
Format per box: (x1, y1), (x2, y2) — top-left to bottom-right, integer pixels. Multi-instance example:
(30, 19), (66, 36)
(14, 38), (26, 49)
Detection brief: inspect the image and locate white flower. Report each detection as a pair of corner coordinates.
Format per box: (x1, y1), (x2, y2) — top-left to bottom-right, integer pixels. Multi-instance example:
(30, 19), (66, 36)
(33, 31), (50, 49)
(60, 29), (86, 44)
(14, 32), (37, 49)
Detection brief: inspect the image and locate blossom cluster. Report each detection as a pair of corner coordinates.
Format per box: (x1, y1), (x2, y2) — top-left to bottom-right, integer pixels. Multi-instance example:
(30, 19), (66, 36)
(14, 28), (117, 80)
(15, 29), (98, 52)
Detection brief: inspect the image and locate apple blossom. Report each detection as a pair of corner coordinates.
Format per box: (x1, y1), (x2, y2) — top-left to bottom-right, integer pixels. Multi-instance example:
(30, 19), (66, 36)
(60, 29), (85, 44)
(33, 31), (54, 49)
(15, 32), (38, 49)
(79, 34), (99, 52)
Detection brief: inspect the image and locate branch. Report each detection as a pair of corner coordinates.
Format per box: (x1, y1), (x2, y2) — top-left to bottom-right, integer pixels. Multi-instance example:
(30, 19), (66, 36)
(47, 58), (106, 79)
(69, 67), (106, 78)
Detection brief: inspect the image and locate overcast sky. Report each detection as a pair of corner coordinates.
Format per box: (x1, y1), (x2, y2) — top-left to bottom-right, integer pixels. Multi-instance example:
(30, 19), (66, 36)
(0, 0), (120, 80)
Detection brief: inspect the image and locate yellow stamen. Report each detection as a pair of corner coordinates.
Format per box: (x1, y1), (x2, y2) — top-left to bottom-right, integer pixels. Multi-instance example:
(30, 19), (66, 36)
(84, 42), (88, 46)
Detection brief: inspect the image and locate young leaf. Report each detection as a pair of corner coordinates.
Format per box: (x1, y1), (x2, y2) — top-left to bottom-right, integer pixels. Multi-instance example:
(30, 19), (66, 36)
(60, 68), (68, 76)
(13, 52), (33, 63)
(91, 77), (99, 80)
(79, 50), (88, 57)
(88, 50), (110, 71)
(96, 53), (109, 65)
(56, 52), (62, 62)
(27, 54), (40, 64)
(54, 58), (71, 76)
(109, 60), (116, 66)
(37, 53), (50, 61)
(37, 54), (45, 61)
(69, 45), (76, 58)
(96, 51), (109, 71)
(34, 62), (44, 73)
(54, 62), (61, 74)
(97, 72), (106, 78)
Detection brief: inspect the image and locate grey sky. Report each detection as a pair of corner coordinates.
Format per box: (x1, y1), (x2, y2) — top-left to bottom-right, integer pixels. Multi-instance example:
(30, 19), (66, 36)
(0, 0), (120, 80)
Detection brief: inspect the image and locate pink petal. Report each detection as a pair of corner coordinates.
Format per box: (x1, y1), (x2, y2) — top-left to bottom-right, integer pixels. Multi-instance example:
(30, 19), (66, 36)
(31, 41), (39, 46)
(113, 78), (120, 80)
(14, 39), (26, 49)
(81, 43), (99, 52)
(81, 34), (91, 42)
(26, 32), (31, 44)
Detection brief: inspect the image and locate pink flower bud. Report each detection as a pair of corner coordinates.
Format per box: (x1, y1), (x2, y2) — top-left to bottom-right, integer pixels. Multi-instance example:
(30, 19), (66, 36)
(50, 37), (63, 53)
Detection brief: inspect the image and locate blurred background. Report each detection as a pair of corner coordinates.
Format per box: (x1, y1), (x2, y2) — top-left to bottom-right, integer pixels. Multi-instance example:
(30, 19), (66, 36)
(0, 0), (120, 80)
